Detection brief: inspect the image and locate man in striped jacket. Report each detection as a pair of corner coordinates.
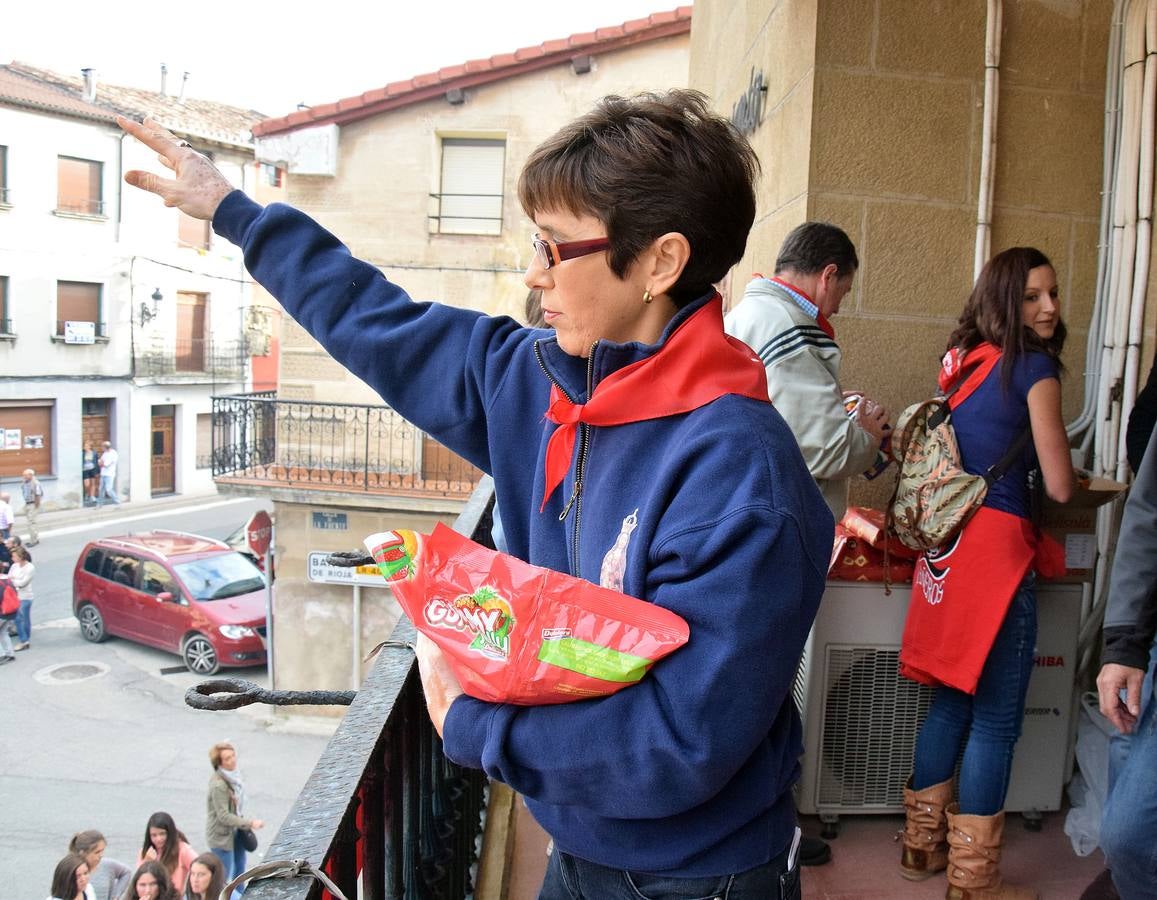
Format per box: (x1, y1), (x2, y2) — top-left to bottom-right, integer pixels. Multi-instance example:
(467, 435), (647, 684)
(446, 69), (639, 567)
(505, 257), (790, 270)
(726, 221), (890, 521)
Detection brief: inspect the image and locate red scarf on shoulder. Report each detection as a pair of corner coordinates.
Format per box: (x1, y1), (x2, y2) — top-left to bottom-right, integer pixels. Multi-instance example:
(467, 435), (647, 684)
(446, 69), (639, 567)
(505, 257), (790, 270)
(938, 342), (1002, 404)
(541, 295), (769, 510)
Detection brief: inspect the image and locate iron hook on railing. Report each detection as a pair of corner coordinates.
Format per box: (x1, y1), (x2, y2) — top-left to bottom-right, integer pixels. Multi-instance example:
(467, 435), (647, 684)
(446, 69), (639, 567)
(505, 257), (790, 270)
(185, 678), (357, 710)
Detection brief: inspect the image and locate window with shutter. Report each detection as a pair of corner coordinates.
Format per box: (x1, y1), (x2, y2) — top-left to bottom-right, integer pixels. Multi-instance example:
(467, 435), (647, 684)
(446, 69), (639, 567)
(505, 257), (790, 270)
(56, 281), (102, 336)
(437, 138), (505, 235)
(57, 156), (103, 216)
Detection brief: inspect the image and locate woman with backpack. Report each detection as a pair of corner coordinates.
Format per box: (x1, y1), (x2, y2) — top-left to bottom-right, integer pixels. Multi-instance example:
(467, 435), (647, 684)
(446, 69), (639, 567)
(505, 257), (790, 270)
(896, 247), (1074, 899)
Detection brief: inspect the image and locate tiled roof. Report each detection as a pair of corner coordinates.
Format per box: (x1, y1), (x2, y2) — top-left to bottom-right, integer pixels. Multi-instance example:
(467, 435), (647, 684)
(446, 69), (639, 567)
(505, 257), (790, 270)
(0, 62), (267, 148)
(252, 6), (691, 137)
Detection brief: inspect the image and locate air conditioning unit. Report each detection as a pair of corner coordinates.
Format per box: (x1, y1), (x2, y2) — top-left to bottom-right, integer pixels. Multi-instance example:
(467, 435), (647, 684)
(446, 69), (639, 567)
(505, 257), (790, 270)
(795, 580), (1083, 833)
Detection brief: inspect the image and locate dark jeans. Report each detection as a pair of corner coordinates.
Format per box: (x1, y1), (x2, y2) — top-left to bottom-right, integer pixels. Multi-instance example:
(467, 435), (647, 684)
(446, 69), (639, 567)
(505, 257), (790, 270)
(912, 577), (1037, 815)
(537, 836), (800, 900)
(1102, 650), (1157, 899)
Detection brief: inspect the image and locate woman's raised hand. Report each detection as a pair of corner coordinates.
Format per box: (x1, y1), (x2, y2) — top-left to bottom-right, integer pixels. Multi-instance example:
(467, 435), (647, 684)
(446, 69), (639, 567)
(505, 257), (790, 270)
(117, 116), (235, 220)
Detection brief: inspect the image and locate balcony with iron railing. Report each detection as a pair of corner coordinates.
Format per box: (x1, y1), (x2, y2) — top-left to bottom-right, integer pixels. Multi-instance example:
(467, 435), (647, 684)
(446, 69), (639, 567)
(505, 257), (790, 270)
(224, 479), (496, 899)
(212, 392), (484, 502)
(136, 337), (247, 381)
(54, 197), (106, 217)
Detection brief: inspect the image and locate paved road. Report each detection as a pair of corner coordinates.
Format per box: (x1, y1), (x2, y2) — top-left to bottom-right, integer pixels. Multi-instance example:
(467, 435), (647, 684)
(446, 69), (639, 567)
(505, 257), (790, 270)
(0, 495), (337, 900)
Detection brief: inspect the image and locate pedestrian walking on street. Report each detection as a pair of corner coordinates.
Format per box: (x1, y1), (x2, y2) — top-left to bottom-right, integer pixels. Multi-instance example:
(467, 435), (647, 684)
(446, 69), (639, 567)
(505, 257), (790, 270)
(69, 830), (132, 900)
(137, 813), (197, 894)
(0, 491), (13, 539)
(206, 741), (263, 895)
(8, 544), (34, 651)
(83, 443), (101, 506)
(182, 854), (224, 900)
(47, 853), (90, 900)
(0, 566), (18, 665)
(21, 467), (43, 545)
(98, 441), (120, 506)
(122, 861), (178, 900)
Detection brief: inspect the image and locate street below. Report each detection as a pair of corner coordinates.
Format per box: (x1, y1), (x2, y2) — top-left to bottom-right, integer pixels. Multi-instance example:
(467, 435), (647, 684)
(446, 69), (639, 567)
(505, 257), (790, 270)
(0, 494), (336, 900)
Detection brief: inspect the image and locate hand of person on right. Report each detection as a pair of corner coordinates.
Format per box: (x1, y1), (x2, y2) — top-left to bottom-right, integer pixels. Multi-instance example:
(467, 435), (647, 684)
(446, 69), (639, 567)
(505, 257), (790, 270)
(1097, 662), (1145, 733)
(118, 116), (236, 220)
(250, 819), (265, 830)
(856, 397), (891, 443)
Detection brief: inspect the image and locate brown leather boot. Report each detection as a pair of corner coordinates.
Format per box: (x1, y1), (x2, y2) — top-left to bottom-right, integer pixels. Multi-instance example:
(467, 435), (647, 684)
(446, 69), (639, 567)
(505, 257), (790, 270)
(944, 804), (1037, 899)
(899, 776), (952, 880)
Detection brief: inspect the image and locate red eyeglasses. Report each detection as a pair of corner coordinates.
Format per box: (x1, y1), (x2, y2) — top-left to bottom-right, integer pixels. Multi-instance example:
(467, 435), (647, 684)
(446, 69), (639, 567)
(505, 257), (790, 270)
(532, 233), (611, 269)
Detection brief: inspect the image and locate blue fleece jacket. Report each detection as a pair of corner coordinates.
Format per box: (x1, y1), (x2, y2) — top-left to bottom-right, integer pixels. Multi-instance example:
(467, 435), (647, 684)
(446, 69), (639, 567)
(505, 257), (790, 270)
(213, 191), (833, 877)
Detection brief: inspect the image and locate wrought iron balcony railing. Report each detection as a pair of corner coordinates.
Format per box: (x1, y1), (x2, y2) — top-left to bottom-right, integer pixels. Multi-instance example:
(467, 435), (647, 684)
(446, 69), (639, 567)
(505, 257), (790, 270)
(212, 393), (484, 499)
(241, 478), (495, 899)
(136, 337), (247, 379)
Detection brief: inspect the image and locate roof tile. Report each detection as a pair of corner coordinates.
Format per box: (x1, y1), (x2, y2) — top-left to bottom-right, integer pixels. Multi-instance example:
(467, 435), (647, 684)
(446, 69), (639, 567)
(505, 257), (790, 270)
(252, 6), (691, 137)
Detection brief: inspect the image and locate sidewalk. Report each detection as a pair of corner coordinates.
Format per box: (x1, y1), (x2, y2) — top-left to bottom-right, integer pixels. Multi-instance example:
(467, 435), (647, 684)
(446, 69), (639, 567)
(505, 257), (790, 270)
(27, 488), (250, 540)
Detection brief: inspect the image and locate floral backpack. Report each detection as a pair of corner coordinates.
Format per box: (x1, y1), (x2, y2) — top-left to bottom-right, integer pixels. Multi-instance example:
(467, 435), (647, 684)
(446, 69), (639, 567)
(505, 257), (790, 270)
(888, 359), (1030, 552)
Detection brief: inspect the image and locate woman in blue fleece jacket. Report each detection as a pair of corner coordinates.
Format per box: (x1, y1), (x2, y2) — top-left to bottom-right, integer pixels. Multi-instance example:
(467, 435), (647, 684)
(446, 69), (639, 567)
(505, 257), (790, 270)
(118, 92), (832, 899)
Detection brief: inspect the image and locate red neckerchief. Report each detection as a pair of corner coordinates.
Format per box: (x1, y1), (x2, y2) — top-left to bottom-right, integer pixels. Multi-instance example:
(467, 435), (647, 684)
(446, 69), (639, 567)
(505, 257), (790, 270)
(541, 294), (769, 511)
(938, 342), (1002, 407)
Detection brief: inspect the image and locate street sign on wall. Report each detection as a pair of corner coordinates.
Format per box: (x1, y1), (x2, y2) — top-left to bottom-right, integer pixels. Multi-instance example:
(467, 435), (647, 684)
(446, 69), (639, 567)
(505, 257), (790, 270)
(307, 551), (390, 587)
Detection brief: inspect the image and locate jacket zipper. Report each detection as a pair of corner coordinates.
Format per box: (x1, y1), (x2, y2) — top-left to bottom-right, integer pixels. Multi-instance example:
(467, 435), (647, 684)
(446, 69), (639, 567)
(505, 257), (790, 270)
(534, 340), (597, 575)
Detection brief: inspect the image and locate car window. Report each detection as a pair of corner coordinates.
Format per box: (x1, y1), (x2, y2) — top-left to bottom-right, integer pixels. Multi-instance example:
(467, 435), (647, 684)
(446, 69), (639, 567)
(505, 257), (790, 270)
(83, 548), (105, 575)
(102, 554), (141, 588)
(141, 560), (182, 601)
(173, 552), (266, 602)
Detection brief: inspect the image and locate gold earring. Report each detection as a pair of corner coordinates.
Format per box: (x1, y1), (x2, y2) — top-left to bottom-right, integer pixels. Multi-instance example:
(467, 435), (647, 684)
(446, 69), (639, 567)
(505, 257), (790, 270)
(643, 289), (654, 305)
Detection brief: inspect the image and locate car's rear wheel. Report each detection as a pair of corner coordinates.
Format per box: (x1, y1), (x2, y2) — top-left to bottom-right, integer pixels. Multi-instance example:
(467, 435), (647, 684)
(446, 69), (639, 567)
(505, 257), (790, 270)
(182, 634), (220, 675)
(77, 603), (107, 642)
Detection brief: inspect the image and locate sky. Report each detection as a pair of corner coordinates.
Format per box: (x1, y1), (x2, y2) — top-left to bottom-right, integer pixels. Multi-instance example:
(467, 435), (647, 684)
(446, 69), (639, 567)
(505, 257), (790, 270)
(3, 0), (684, 117)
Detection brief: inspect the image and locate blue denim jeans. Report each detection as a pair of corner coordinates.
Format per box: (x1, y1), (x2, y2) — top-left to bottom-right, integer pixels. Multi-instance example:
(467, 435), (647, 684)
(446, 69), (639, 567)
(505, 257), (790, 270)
(537, 838), (800, 900)
(1102, 654), (1157, 898)
(98, 475), (119, 504)
(211, 830), (248, 898)
(912, 577), (1038, 815)
(15, 598), (31, 644)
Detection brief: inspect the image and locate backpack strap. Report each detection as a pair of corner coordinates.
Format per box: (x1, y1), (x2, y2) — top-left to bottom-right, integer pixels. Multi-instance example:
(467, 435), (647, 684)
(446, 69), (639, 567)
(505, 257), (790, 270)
(983, 423), (1032, 486)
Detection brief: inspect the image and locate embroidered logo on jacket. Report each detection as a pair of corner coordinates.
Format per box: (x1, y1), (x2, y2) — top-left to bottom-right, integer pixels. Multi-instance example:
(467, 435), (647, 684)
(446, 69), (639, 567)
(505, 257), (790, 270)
(599, 509), (638, 593)
(914, 531), (963, 606)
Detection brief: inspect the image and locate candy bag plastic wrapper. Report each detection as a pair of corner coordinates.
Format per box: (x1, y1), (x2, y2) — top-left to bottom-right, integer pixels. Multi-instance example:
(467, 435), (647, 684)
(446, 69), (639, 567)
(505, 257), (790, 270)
(365, 523), (690, 705)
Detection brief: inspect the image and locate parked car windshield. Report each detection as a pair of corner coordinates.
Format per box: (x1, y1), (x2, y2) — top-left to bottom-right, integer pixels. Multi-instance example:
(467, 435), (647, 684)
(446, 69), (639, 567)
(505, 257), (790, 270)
(173, 552), (266, 601)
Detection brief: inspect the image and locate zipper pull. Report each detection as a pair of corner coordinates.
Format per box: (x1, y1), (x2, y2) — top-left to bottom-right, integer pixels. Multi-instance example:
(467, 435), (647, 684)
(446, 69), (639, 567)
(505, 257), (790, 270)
(558, 480), (582, 521)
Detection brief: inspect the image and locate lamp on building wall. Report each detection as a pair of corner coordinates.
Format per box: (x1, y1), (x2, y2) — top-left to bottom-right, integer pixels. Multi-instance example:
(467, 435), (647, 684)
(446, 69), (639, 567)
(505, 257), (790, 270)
(140, 287), (163, 326)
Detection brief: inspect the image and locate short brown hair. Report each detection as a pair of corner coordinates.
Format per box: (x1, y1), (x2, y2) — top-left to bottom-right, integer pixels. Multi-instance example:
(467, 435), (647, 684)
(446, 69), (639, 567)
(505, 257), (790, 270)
(208, 741), (235, 769)
(518, 90), (759, 307)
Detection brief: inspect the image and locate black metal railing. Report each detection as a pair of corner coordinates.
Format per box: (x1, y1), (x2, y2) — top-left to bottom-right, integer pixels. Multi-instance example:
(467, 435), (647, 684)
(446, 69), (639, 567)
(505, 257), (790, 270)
(244, 478), (495, 900)
(136, 338), (247, 379)
(0, 317), (11, 334)
(428, 191), (503, 234)
(0, 186), (10, 204)
(212, 393), (484, 497)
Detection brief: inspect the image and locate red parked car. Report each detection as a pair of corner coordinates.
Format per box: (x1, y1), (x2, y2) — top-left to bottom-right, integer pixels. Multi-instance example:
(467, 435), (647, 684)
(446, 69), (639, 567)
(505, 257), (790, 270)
(73, 530), (268, 675)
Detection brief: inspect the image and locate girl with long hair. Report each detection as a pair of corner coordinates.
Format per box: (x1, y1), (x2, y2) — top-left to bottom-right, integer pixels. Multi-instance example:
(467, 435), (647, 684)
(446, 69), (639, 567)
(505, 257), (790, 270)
(68, 830), (132, 900)
(121, 862), (178, 900)
(136, 812), (197, 893)
(47, 854), (89, 900)
(898, 247), (1074, 899)
(182, 853), (224, 900)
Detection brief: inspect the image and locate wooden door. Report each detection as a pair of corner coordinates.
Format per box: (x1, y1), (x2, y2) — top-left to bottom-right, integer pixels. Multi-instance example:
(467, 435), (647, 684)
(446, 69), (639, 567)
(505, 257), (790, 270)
(176, 292), (208, 372)
(151, 413), (174, 495)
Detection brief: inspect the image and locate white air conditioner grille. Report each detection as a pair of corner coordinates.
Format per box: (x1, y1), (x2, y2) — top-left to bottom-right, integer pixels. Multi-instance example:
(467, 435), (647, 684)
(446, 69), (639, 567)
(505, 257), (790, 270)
(818, 647), (934, 808)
